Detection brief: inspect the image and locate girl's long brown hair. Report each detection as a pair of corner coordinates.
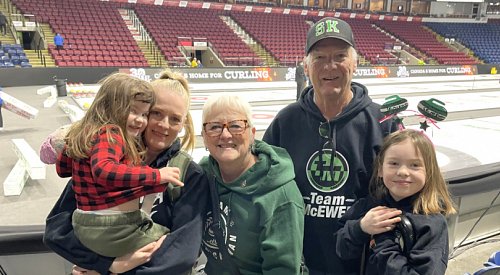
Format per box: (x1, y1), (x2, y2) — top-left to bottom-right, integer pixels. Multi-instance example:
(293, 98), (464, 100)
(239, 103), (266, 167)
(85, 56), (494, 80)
(369, 129), (456, 215)
(65, 73), (155, 165)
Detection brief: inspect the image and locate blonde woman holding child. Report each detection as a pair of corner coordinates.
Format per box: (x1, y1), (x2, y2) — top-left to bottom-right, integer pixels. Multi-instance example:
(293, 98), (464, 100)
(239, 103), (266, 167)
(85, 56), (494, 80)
(45, 70), (209, 275)
(336, 129), (456, 274)
(54, 73), (184, 258)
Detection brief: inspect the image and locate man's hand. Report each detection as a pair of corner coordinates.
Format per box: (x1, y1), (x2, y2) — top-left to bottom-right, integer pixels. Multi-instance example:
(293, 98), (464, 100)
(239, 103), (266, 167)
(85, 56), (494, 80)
(109, 235), (167, 274)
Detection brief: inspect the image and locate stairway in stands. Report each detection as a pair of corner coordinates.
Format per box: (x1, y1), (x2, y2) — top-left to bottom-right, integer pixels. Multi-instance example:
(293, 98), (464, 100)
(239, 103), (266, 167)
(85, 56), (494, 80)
(119, 8), (167, 67)
(220, 15), (278, 66)
(29, 23), (56, 67)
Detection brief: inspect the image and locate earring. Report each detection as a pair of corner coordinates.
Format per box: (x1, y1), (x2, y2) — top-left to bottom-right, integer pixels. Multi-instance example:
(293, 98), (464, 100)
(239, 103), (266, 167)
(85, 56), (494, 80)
(205, 147), (208, 151)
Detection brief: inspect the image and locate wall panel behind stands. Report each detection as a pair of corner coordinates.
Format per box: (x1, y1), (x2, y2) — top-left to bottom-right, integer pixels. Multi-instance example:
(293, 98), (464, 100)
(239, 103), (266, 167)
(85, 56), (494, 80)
(0, 68), (118, 87)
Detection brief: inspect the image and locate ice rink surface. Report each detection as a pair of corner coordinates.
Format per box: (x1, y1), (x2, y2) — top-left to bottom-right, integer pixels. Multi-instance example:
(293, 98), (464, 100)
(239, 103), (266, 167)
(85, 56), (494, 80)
(0, 74), (499, 274)
(1, 74), (499, 224)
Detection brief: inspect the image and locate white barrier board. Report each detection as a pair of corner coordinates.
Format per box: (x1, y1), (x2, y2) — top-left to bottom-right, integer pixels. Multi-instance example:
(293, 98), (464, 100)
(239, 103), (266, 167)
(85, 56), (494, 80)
(0, 91), (39, 119)
(3, 160), (29, 196)
(11, 139), (46, 180)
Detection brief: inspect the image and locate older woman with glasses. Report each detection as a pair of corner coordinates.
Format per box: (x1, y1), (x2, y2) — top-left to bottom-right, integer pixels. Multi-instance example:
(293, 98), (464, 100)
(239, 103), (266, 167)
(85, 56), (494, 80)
(199, 95), (306, 275)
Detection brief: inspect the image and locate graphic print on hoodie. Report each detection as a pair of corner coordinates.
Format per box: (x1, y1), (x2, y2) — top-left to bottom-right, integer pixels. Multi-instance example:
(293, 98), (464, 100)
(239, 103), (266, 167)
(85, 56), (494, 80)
(199, 140), (305, 275)
(263, 82), (398, 273)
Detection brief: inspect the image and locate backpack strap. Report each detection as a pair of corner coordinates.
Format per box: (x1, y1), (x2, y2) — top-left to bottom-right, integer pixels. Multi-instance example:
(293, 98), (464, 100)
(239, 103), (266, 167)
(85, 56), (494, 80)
(166, 150), (192, 203)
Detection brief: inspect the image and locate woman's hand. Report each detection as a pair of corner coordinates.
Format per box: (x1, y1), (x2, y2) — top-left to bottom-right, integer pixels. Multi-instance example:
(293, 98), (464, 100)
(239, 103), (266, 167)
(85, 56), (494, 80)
(360, 206), (401, 235)
(71, 265), (116, 275)
(109, 235), (167, 274)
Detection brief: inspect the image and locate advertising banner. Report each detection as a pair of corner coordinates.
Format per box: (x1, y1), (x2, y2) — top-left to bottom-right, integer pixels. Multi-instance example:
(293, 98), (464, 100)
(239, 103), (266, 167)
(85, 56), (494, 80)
(120, 67), (296, 83)
(390, 65), (477, 78)
(353, 65), (478, 79)
(119, 65), (481, 84)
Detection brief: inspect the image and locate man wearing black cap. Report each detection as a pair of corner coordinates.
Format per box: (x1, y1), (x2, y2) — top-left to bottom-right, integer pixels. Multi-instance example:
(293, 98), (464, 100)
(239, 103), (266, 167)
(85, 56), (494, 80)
(263, 17), (398, 274)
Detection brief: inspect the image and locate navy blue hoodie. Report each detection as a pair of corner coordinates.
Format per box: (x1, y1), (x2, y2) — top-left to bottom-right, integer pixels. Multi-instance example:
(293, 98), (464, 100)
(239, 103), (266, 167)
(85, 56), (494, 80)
(43, 139), (210, 275)
(263, 83), (398, 274)
(336, 195), (449, 274)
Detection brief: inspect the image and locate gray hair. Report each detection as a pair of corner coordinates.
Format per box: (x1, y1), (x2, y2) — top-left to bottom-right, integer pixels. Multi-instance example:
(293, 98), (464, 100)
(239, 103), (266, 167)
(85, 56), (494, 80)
(202, 94), (253, 127)
(305, 46), (358, 64)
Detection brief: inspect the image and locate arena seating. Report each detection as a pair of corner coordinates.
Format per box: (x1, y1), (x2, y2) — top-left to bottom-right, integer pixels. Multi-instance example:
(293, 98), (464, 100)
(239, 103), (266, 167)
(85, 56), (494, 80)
(425, 22), (500, 64)
(12, 0), (148, 67)
(0, 44), (31, 68)
(230, 11), (308, 66)
(5, 0), (495, 67)
(230, 13), (401, 65)
(332, 18), (399, 64)
(134, 4), (261, 66)
(374, 20), (478, 65)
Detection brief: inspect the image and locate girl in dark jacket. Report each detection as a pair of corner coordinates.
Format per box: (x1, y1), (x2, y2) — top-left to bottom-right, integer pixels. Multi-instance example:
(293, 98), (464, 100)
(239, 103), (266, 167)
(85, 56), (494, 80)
(336, 129), (456, 275)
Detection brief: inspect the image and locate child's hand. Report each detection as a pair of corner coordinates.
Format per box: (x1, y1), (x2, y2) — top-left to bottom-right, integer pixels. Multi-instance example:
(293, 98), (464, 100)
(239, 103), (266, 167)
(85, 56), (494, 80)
(360, 206), (402, 235)
(159, 166), (184, 187)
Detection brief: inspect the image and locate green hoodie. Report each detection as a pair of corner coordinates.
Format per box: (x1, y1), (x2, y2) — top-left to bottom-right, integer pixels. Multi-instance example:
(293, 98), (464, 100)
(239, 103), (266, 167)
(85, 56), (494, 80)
(200, 140), (305, 275)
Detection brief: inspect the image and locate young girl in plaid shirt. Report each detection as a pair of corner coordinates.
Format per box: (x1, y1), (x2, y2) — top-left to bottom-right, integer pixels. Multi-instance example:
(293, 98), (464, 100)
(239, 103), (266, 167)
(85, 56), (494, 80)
(56, 73), (184, 258)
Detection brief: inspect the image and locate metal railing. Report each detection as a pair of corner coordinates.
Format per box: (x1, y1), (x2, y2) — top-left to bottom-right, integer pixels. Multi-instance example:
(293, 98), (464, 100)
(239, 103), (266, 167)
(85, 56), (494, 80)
(127, 8), (164, 67)
(34, 36), (46, 67)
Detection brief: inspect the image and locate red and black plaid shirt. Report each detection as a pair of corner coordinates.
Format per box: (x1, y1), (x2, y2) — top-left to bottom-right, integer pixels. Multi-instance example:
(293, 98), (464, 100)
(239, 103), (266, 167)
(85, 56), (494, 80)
(56, 126), (164, 211)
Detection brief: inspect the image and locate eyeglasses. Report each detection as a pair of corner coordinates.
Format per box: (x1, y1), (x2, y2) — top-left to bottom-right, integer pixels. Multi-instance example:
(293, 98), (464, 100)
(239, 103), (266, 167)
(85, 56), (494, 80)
(203, 119), (248, 137)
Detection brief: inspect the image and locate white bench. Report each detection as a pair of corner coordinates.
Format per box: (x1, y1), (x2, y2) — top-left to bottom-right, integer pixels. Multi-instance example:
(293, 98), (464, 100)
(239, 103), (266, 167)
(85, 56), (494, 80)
(3, 139), (46, 196)
(36, 86), (58, 108)
(58, 100), (84, 123)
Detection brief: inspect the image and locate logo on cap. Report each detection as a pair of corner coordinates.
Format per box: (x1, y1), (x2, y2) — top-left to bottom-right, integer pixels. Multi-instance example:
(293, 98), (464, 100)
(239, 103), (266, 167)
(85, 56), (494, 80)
(315, 20), (340, 37)
(306, 17), (355, 54)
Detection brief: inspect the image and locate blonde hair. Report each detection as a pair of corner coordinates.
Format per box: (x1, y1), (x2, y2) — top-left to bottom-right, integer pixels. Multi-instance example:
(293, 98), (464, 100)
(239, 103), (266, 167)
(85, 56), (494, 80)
(369, 129), (456, 216)
(65, 73), (155, 165)
(202, 94), (253, 128)
(151, 69), (195, 151)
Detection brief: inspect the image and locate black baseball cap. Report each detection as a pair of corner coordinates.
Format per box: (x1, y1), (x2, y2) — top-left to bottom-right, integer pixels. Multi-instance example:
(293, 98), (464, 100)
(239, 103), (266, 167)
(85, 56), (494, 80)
(305, 17), (356, 54)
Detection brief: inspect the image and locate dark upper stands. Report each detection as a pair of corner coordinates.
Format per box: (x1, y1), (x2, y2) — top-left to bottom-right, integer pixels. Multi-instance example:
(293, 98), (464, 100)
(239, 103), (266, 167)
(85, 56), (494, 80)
(235, 0), (276, 7)
(425, 22), (500, 64)
(12, 0), (148, 67)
